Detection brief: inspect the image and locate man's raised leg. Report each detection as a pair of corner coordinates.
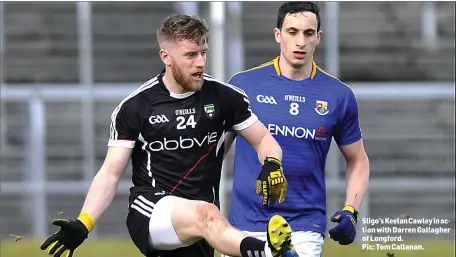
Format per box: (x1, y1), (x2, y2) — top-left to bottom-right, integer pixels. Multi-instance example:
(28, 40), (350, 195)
(151, 195), (294, 257)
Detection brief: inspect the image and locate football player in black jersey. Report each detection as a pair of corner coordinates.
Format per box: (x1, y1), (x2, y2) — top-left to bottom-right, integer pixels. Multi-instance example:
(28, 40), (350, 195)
(40, 14), (298, 257)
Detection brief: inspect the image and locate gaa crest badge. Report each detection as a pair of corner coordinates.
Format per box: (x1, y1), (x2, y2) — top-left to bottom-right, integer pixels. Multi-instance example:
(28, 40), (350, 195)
(315, 100), (329, 116)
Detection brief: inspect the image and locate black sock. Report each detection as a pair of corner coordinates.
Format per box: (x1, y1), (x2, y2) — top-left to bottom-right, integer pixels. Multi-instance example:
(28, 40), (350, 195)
(240, 237), (266, 257)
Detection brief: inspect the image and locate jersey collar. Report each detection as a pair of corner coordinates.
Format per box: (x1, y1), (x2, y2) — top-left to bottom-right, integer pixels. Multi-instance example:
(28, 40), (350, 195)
(272, 56), (317, 79)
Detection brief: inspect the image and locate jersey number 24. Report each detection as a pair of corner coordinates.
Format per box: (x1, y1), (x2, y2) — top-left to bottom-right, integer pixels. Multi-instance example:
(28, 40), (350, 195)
(176, 115), (197, 130)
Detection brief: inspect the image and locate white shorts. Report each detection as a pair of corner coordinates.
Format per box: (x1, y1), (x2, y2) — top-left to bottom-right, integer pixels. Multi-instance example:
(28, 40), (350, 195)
(148, 195), (190, 250)
(222, 230), (324, 257)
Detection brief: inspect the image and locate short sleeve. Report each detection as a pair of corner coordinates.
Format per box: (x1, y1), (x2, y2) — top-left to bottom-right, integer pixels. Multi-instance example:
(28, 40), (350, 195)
(222, 80), (258, 131)
(334, 89), (363, 146)
(108, 103), (139, 148)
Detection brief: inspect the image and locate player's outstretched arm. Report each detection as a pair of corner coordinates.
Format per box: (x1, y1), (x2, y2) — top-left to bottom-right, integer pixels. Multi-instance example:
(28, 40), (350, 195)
(223, 76), (286, 205)
(80, 146), (132, 223)
(236, 120), (282, 163)
(236, 120), (287, 206)
(40, 146), (132, 257)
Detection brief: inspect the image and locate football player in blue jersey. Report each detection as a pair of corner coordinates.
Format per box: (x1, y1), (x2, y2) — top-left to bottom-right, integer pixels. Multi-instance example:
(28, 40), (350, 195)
(224, 2), (370, 256)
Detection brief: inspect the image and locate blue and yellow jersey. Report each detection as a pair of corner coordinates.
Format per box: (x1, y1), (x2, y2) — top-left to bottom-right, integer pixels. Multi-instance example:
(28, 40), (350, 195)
(227, 57), (362, 236)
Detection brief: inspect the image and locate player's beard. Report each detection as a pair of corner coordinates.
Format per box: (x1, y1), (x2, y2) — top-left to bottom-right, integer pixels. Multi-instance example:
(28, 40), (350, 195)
(172, 64), (204, 92)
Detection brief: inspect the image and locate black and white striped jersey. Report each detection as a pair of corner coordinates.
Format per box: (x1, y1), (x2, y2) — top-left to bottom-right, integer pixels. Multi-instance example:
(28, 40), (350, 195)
(108, 71), (257, 203)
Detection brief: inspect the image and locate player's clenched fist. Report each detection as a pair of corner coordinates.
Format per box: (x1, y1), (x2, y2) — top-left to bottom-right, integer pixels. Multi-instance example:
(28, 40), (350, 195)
(256, 157), (288, 206)
(40, 213), (94, 257)
(329, 205), (359, 245)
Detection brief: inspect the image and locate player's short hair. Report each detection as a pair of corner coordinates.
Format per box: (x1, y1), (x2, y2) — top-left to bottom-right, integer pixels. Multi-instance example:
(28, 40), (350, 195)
(276, 2), (321, 31)
(157, 14), (209, 46)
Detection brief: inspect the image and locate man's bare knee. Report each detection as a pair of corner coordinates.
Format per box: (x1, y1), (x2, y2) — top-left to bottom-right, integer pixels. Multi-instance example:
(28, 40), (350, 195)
(172, 199), (229, 244)
(171, 199), (219, 244)
(195, 201), (228, 235)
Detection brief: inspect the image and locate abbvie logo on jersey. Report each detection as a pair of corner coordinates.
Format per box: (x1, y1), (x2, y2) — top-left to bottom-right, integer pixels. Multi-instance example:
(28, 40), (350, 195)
(149, 115), (169, 124)
(148, 132), (218, 151)
(256, 95), (277, 105)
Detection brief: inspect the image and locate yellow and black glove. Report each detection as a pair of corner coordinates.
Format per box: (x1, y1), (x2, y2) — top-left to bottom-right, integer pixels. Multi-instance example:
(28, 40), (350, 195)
(256, 157), (288, 206)
(40, 213), (95, 257)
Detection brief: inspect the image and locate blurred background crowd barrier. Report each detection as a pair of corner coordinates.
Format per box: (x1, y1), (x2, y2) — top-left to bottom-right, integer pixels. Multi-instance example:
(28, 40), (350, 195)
(0, 1), (454, 251)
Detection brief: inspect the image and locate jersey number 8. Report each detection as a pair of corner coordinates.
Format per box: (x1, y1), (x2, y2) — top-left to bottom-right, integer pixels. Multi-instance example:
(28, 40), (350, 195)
(176, 114), (197, 130)
(289, 103), (300, 116)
